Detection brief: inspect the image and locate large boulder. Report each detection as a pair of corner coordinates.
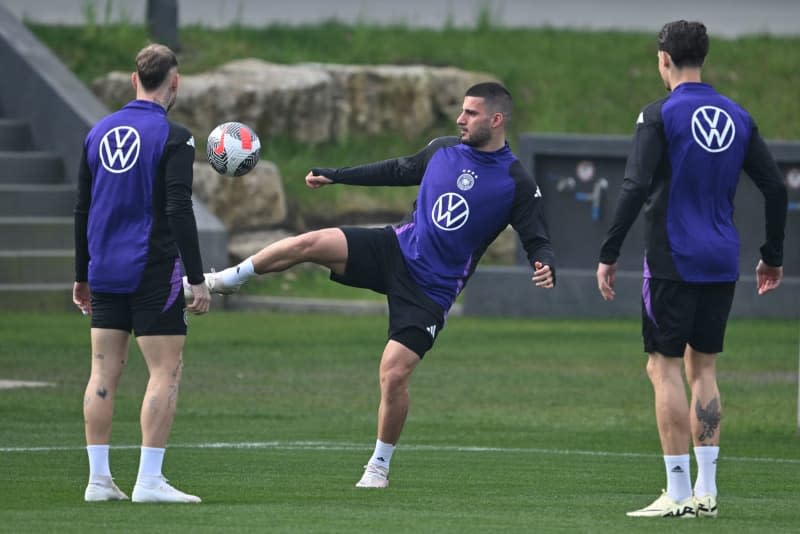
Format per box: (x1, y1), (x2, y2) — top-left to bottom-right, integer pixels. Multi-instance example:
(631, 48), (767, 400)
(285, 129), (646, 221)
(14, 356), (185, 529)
(92, 59), (495, 143)
(191, 160), (287, 233)
(227, 229), (294, 262)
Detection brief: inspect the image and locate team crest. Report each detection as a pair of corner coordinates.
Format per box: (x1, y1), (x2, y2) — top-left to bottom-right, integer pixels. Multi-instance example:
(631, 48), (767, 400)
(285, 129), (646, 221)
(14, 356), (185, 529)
(457, 169), (477, 191)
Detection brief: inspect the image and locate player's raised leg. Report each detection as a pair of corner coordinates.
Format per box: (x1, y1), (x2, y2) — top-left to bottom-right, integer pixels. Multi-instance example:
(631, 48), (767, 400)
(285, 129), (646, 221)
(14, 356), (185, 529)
(356, 340), (421, 488)
(189, 228), (349, 296)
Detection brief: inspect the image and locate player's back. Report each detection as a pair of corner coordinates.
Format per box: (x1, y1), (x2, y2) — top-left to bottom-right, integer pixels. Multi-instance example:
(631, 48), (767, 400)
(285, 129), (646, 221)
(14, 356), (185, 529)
(659, 82), (752, 282)
(84, 100), (171, 292)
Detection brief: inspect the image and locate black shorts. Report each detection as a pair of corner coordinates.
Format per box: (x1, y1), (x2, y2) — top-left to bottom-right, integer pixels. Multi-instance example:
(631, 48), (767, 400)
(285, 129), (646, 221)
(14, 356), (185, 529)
(641, 278), (736, 357)
(91, 257), (188, 336)
(331, 226), (445, 358)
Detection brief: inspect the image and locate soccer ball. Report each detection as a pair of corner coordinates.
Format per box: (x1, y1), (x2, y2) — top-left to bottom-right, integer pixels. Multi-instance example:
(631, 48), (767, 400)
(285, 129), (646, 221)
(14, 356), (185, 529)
(206, 122), (261, 176)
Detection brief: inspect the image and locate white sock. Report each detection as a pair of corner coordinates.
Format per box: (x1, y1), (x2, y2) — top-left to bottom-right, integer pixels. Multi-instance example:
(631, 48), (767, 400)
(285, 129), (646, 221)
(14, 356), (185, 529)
(693, 446), (719, 497)
(368, 439), (395, 469)
(222, 257), (255, 286)
(136, 446), (165, 482)
(664, 454), (692, 502)
(87, 444), (111, 480)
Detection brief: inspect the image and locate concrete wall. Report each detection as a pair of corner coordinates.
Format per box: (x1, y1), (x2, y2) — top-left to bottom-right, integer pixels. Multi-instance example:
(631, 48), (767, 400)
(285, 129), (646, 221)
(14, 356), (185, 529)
(0, 5), (107, 182)
(0, 4), (228, 271)
(462, 133), (800, 318)
(462, 266), (798, 319)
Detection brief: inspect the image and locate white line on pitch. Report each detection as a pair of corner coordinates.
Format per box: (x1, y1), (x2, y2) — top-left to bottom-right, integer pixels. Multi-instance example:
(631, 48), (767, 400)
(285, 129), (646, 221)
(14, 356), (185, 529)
(1, 440), (799, 465)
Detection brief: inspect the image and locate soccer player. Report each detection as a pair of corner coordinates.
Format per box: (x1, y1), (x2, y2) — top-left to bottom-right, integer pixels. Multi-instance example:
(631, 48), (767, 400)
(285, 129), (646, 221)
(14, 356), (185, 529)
(73, 44), (211, 503)
(596, 21), (787, 518)
(193, 82), (556, 488)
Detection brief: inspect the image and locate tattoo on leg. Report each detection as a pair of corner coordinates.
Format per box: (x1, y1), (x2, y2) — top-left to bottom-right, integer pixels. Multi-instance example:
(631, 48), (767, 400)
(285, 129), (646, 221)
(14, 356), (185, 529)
(96, 386), (107, 399)
(696, 398), (721, 442)
(168, 359), (182, 404)
(95, 353), (105, 360)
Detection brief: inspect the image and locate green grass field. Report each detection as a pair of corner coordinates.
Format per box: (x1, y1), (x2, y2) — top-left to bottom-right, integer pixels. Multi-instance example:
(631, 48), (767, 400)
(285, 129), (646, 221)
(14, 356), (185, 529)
(1, 312), (797, 532)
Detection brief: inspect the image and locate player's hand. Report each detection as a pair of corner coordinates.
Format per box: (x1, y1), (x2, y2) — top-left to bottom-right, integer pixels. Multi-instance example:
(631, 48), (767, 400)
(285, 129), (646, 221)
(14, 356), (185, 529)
(596, 262), (616, 301)
(73, 281), (92, 316)
(305, 170), (333, 189)
(532, 261), (554, 288)
(186, 282), (211, 315)
(755, 259), (782, 295)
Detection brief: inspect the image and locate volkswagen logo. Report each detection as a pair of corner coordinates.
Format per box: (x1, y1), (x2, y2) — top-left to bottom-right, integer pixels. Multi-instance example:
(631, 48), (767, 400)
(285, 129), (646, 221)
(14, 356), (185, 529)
(691, 106), (735, 153)
(99, 126), (141, 173)
(431, 192), (469, 231)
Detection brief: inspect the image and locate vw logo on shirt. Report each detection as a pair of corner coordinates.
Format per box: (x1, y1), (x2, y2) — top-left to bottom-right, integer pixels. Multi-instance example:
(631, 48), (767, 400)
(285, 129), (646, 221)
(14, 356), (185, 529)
(99, 126), (141, 173)
(691, 106), (735, 153)
(432, 192), (470, 231)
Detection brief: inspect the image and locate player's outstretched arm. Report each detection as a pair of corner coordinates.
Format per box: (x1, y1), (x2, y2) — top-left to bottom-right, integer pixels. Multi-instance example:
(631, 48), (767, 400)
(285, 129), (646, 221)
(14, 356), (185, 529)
(305, 171), (333, 189)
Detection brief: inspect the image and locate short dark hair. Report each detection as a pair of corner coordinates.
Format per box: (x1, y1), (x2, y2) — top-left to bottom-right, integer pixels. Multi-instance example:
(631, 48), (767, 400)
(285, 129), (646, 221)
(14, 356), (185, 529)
(465, 82), (513, 122)
(135, 44), (178, 91)
(658, 20), (709, 68)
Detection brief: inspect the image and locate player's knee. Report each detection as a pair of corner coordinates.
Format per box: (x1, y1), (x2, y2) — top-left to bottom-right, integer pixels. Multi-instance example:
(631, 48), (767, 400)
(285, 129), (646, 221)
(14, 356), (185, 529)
(685, 352), (715, 384)
(645, 356), (659, 382)
(645, 354), (678, 384)
(291, 231), (327, 258)
(380, 364), (411, 393)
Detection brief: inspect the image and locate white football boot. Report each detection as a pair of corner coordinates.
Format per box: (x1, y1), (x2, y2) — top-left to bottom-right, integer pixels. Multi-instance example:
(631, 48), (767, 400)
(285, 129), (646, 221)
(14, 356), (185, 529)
(693, 494), (718, 518)
(626, 490), (695, 518)
(132, 476), (201, 503)
(84, 476), (129, 502)
(183, 269), (243, 299)
(355, 463), (389, 488)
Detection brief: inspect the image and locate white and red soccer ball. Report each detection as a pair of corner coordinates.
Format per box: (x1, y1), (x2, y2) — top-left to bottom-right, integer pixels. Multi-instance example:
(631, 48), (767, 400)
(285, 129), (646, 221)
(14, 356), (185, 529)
(206, 121), (261, 176)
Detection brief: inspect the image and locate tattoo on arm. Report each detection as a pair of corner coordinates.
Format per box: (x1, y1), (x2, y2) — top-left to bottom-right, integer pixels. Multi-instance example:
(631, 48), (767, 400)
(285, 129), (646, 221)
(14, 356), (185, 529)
(695, 398), (721, 442)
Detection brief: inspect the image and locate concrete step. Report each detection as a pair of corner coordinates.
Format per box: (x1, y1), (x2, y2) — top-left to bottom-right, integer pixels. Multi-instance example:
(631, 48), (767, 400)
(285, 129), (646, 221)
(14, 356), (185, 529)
(0, 184), (76, 216)
(0, 216), (73, 249)
(0, 283), (74, 312)
(0, 119), (32, 150)
(0, 250), (74, 284)
(0, 151), (64, 183)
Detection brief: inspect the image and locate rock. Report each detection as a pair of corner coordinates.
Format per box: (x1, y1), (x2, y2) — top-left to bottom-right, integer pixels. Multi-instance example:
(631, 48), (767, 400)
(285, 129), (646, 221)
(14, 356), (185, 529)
(191, 160), (287, 233)
(227, 228), (294, 262)
(92, 59), (495, 143)
(177, 60), (335, 144)
(482, 225), (520, 265)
